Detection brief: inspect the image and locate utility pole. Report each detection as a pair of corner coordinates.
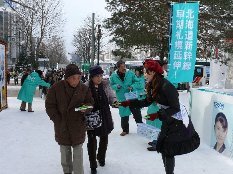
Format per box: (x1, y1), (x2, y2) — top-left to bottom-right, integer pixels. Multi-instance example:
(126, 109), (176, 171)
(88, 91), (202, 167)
(91, 13), (95, 66)
(97, 24), (101, 65)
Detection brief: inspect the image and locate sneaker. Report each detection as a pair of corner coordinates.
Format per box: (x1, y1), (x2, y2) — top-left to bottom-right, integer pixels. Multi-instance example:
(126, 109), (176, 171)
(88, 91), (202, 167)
(20, 108), (26, 111)
(120, 132), (129, 136)
(91, 168), (97, 174)
(147, 146), (157, 151)
(28, 110), (34, 112)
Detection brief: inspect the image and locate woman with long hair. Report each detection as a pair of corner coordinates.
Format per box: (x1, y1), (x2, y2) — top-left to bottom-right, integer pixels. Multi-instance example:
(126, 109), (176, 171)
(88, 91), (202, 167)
(121, 59), (200, 174)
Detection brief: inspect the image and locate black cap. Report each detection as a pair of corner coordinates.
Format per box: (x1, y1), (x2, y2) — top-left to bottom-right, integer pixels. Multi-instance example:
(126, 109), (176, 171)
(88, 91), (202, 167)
(89, 65), (104, 78)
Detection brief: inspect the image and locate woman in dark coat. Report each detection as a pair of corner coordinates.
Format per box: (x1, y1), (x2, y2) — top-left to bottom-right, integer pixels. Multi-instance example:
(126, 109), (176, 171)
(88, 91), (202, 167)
(121, 59), (200, 174)
(85, 65), (116, 174)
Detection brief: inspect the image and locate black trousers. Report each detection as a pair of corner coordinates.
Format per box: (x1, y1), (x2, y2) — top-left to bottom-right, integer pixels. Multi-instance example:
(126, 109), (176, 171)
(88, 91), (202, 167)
(162, 153), (175, 174)
(121, 107), (143, 132)
(87, 131), (108, 169)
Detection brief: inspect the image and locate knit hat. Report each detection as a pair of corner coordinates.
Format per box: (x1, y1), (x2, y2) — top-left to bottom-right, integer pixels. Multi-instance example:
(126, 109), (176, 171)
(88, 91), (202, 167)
(89, 65), (104, 77)
(65, 64), (81, 79)
(143, 59), (164, 74)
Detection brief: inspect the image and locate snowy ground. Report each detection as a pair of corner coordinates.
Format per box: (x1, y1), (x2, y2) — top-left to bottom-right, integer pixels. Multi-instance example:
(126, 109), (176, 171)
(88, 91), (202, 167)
(0, 94), (233, 174)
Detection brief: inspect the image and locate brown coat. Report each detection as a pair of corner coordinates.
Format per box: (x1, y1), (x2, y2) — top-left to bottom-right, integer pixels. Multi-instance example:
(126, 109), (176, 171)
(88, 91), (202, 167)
(45, 80), (94, 146)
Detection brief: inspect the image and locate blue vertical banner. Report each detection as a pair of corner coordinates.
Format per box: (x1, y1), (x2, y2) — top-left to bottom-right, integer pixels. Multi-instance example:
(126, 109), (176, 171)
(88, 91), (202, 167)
(168, 2), (199, 83)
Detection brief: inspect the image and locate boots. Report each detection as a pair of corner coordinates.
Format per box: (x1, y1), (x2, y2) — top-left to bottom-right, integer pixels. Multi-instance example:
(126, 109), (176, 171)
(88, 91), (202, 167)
(147, 146), (157, 151)
(98, 160), (105, 167)
(120, 132), (129, 136)
(91, 168), (97, 174)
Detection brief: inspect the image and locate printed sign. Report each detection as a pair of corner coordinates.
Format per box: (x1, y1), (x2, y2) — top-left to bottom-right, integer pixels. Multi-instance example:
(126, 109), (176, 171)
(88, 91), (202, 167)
(168, 2), (199, 83)
(211, 101), (233, 159)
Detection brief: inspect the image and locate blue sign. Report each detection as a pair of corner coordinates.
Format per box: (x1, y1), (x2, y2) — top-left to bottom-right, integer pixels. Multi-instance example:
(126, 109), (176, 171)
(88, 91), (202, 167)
(168, 3), (199, 83)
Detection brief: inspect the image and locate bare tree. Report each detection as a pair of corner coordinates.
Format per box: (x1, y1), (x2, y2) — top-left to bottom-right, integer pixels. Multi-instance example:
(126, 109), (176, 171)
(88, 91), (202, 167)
(45, 35), (68, 68)
(13, 0), (64, 67)
(72, 16), (104, 64)
(73, 27), (92, 63)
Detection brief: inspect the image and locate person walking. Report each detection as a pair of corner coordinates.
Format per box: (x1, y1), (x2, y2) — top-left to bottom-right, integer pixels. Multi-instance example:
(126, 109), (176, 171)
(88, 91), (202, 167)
(120, 59), (200, 174)
(17, 70), (50, 112)
(110, 60), (143, 136)
(6, 70), (11, 85)
(45, 64), (94, 174)
(85, 65), (116, 174)
(13, 71), (19, 85)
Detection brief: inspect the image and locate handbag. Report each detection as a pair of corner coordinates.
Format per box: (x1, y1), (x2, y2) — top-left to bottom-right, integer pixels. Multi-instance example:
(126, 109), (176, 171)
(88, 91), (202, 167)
(156, 103), (200, 156)
(85, 110), (102, 130)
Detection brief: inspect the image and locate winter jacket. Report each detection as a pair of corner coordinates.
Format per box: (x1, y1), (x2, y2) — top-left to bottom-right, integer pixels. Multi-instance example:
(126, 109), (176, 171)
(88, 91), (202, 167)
(129, 78), (200, 156)
(154, 78), (200, 156)
(134, 75), (146, 100)
(17, 72), (50, 103)
(45, 80), (94, 146)
(146, 102), (162, 129)
(85, 80), (116, 136)
(110, 70), (140, 117)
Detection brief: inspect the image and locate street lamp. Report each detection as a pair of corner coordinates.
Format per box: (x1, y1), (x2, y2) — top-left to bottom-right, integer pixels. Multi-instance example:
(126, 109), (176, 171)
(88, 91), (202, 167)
(96, 24), (101, 65)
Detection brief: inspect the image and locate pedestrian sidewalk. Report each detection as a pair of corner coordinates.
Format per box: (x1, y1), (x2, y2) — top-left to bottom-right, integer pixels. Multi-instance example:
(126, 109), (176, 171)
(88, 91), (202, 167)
(0, 97), (233, 174)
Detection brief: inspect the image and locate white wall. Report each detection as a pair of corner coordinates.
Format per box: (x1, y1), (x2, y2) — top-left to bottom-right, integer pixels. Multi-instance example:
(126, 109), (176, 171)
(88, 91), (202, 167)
(190, 88), (233, 145)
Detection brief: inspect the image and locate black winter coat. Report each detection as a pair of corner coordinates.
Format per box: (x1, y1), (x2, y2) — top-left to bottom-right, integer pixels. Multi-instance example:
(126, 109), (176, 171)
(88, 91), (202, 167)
(85, 80), (115, 136)
(131, 78), (200, 156)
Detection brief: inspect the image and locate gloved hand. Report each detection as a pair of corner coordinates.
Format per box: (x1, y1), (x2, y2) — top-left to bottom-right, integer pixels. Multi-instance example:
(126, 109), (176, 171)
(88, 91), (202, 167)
(120, 100), (131, 107)
(144, 113), (159, 121)
(158, 109), (167, 121)
(112, 101), (120, 108)
(117, 84), (121, 89)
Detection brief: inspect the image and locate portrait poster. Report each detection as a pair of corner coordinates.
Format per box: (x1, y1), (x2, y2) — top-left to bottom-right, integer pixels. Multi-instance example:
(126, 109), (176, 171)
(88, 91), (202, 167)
(211, 101), (233, 159)
(0, 41), (7, 110)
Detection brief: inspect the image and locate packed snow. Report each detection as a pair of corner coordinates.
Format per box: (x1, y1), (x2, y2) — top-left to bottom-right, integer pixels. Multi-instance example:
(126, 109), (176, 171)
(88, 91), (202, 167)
(0, 93), (233, 174)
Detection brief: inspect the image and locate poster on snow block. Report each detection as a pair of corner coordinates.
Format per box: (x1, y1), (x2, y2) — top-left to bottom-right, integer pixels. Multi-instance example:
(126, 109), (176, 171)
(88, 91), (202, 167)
(168, 2), (199, 83)
(0, 41), (7, 110)
(211, 101), (233, 159)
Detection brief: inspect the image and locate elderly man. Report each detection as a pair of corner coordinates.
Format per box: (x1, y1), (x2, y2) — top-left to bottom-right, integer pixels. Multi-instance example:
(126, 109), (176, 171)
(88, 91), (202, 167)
(45, 64), (94, 174)
(110, 60), (143, 136)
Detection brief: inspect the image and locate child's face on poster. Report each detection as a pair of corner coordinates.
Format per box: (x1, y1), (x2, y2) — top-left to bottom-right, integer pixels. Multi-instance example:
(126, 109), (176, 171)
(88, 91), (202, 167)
(215, 121), (228, 145)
